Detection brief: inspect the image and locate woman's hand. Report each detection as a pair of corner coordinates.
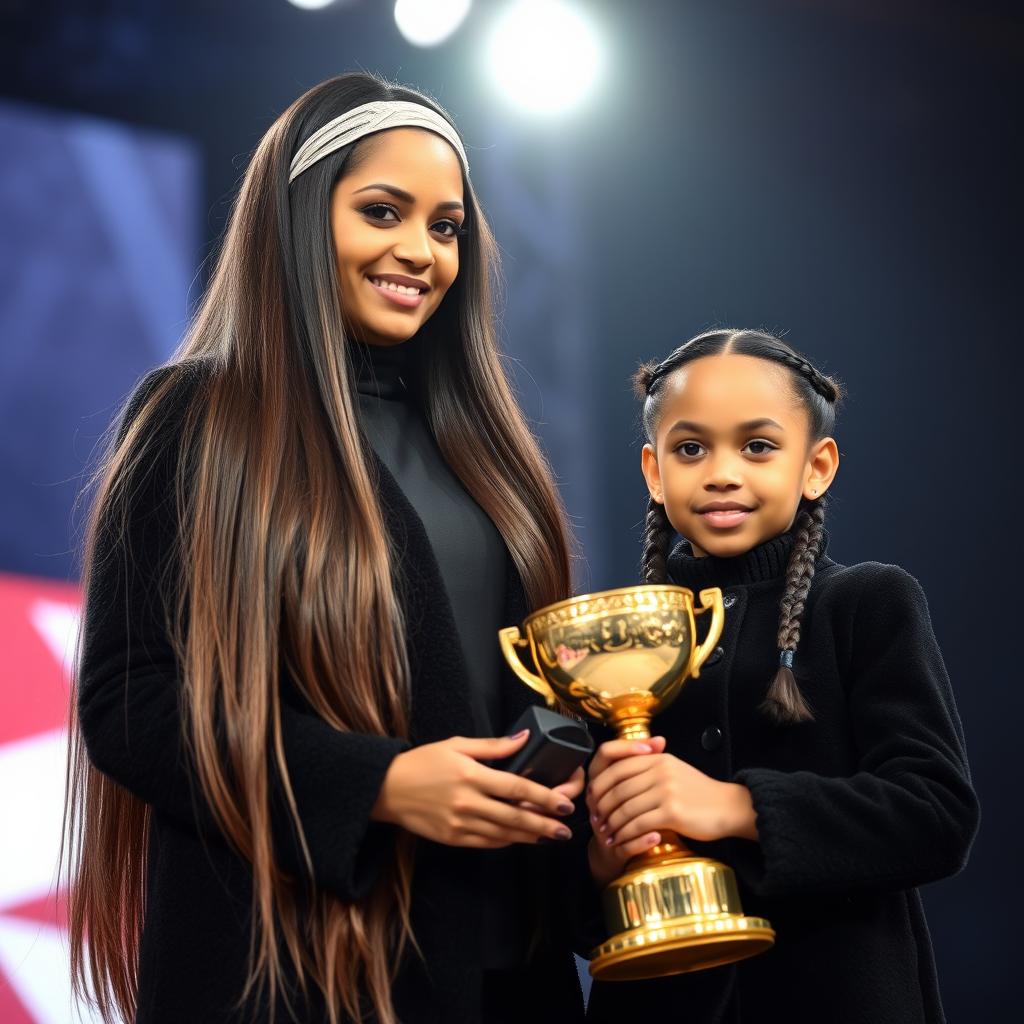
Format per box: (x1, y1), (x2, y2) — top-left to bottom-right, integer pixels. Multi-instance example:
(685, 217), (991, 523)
(371, 731), (580, 849)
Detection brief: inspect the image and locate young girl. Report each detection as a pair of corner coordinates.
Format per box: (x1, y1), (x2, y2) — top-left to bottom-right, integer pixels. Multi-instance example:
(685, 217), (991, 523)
(64, 73), (587, 1024)
(584, 329), (979, 1023)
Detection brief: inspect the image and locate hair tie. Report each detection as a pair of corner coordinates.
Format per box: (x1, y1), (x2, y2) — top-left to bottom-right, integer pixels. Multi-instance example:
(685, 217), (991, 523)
(646, 361), (671, 395)
(779, 649), (795, 669)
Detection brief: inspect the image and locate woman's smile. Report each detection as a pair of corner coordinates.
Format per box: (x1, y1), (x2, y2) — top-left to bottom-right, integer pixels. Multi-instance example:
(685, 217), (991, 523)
(367, 272), (430, 308)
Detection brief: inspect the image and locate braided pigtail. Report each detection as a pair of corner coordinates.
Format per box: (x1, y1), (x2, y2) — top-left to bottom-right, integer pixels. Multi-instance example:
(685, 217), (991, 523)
(761, 499), (828, 724)
(641, 498), (673, 584)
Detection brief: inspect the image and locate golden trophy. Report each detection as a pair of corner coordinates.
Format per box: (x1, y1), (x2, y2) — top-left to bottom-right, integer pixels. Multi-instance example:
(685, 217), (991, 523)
(499, 584), (774, 981)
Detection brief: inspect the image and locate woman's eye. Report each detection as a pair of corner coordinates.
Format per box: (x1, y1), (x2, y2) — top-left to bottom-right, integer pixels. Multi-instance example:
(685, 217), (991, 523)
(677, 441), (705, 458)
(431, 219), (462, 239)
(361, 203), (399, 222)
(745, 439), (777, 456)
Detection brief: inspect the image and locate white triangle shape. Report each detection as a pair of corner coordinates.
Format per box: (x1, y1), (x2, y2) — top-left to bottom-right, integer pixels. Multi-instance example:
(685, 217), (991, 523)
(29, 599), (81, 683)
(0, 915), (105, 1024)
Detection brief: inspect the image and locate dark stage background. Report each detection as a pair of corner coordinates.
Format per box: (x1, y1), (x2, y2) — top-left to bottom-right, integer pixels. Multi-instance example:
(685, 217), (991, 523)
(0, 1), (1018, 1019)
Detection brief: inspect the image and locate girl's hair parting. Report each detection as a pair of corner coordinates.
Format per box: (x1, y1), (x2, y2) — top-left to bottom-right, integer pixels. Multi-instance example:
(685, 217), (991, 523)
(634, 328), (842, 725)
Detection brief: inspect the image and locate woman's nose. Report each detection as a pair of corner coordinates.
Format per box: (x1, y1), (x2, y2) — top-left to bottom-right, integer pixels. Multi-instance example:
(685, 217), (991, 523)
(392, 223), (435, 268)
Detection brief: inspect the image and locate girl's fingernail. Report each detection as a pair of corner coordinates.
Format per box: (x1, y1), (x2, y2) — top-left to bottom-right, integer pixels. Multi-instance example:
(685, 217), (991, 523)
(635, 743), (653, 753)
(598, 822), (608, 834)
(589, 812), (599, 824)
(555, 827), (572, 841)
(506, 729), (529, 738)
(646, 833), (660, 846)
(604, 835), (615, 846)
(557, 802), (574, 816)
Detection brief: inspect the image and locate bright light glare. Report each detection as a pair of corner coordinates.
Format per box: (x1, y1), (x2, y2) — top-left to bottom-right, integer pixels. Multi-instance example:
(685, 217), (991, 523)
(286, 0), (337, 11)
(485, 0), (603, 116)
(395, 0), (472, 47)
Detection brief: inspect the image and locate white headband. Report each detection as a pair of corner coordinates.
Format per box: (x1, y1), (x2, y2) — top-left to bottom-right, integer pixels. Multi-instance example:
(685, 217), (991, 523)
(288, 99), (469, 184)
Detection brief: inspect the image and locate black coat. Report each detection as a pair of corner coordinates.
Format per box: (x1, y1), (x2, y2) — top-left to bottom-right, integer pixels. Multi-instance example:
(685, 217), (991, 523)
(584, 530), (979, 1024)
(78, 364), (586, 1023)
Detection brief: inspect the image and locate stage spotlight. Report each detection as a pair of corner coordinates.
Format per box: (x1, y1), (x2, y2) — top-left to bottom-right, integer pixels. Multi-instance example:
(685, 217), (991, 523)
(485, 0), (603, 116)
(286, 0), (338, 10)
(395, 0), (472, 47)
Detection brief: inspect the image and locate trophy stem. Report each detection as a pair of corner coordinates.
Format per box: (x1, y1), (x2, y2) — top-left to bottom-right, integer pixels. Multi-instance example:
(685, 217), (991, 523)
(616, 716), (652, 742)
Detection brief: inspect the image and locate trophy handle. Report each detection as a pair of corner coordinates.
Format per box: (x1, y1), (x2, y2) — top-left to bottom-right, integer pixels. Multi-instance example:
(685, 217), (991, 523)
(689, 587), (725, 678)
(498, 627), (557, 707)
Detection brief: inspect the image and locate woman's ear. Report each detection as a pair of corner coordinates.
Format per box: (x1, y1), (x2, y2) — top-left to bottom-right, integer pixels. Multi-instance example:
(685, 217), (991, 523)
(641, 443), (664, 504)
(803, 436), (840, 501)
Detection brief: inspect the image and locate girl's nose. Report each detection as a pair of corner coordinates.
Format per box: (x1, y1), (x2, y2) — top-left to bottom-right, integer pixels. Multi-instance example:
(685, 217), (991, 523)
(703, 453), (744, 489)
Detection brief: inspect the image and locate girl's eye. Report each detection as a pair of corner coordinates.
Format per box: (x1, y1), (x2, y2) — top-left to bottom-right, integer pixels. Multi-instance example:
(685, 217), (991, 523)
(745, 439), (778, 456)
(676, 441), (706, 458)
(361, 203), (399, 222)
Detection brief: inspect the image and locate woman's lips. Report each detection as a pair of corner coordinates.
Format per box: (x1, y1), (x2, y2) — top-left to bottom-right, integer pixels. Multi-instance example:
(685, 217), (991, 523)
(367, 276), (426, 308)
(699, 509), (752, 528)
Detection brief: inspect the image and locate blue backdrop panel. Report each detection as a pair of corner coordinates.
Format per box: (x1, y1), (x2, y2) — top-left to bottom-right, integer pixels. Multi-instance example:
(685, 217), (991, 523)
(0, 102), (199, 581)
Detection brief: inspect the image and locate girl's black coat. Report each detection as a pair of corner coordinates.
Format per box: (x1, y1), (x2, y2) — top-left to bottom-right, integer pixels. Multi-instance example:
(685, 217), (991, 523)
(584, 531), (979, 1024)
(77, 364), (586, 1023)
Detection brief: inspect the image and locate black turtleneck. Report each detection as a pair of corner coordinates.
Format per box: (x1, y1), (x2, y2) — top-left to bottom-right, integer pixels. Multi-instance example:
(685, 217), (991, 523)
(352, 339), (508, 736)
(666, 527), (825, 590)
(351, 340), (528, 971)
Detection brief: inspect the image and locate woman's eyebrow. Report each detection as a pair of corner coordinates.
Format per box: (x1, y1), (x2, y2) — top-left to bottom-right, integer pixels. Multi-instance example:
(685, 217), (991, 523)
(352, 182), (464, 212)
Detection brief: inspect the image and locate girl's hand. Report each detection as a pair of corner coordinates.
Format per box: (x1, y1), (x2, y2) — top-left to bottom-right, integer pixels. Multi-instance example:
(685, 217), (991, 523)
(371, 731), (578, 849)
(588, 738), (758, 854)
(585, 736), (668, 888)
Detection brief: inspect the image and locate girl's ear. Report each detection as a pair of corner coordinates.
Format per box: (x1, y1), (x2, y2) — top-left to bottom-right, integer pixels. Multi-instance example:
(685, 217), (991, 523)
(803, 436), (840, 501)
(641, 443), (664, 504)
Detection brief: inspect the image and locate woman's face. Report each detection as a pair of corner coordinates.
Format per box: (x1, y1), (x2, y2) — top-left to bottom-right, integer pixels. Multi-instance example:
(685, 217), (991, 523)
(329, 127), (465, 347)
(641, 354), (839, 558)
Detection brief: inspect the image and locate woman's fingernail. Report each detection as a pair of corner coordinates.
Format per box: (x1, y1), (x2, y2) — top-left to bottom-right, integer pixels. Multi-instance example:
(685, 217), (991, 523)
(646, 833), (660, 846)
(604, 835), (615, 846)
(589, 812), (599, 824)
(635, 743), (653, 753)
(557, 802), (574, 816)
(555, 827), (572, 841)
(598, 822), (608, 834)
(506, 729), (529, 738)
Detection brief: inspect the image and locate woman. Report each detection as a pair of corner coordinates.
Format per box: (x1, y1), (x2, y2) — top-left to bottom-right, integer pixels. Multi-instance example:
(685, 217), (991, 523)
(64, 73), (587, 1024)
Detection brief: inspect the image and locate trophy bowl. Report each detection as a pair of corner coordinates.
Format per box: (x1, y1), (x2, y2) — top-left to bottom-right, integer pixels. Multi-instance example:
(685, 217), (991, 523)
(499, 584), (774, 981)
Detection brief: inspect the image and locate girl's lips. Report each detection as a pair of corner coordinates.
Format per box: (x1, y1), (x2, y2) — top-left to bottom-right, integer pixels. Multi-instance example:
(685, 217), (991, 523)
(700, 509), (751, 529)
(367, 277), (426, 308)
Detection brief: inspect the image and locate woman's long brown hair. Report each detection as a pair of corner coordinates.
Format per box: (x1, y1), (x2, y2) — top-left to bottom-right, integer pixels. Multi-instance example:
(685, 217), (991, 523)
(63, 73), (572, 1024)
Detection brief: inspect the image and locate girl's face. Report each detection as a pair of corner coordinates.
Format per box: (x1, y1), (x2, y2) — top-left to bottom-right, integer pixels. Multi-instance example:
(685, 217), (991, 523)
(641, 353), (839, 558)
(329, 127), (465, 347)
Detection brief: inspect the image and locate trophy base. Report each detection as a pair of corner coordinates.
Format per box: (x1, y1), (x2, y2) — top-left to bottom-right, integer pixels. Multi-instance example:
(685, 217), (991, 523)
(590, 916), (775, 981)
(589, 852), (775, 981)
